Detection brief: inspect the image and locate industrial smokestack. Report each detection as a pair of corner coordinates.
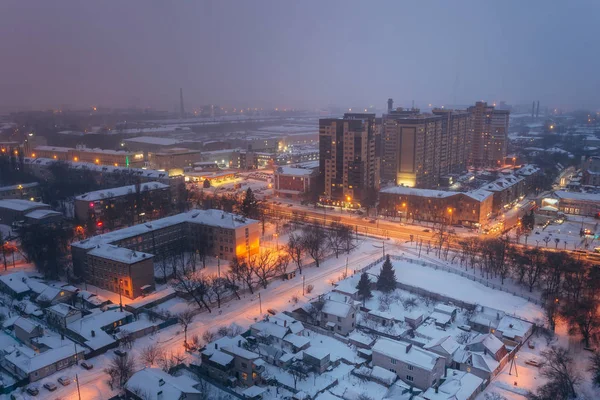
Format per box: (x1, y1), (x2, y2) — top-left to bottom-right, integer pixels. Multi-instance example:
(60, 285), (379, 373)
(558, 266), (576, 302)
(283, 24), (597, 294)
(531, 101), (535, 119)
(180, 88), (185, 118)
(536, 101), (540, 119)
(387, 98), (393, 112)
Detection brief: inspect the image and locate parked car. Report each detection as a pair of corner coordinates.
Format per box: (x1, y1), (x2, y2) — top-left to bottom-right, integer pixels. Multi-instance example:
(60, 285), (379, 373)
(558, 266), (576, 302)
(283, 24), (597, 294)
(43, 383), (57, 392)
(422, 229), (430, 233)
(267, 308), (278, 316)
(58, 376), (71, 386)
(26, 386), (39, 396)
(81, 361), (94, 370)
(114, 349), (128, 357)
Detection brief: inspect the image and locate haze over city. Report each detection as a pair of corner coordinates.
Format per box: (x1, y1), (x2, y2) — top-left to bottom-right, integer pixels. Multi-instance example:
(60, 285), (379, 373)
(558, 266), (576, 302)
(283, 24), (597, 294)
(1, 1), (600, 111)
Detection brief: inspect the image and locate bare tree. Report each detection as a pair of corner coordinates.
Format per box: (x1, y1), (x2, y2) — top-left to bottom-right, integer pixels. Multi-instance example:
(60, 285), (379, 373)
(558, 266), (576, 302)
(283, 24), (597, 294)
(302, 224), (328, 268)
(252, 250), (284, 289)
(525, 248), (545, 292)
(208, 274), (228, 308)
(171, 268), (212, 313)
(287, 233), (305, 274)
(327, 223), (346, 258)
(223, 270), (241, 300)
(229, 256), (256, 294)
(177, 309), (195, 349)
(528, 346), (579, 400)
(118, 329), (135, 350)
(140, 343), (164, 367)
(104, 353), (136, 389)
(306, 299), (325, 324)
(288, 360), (310, 390)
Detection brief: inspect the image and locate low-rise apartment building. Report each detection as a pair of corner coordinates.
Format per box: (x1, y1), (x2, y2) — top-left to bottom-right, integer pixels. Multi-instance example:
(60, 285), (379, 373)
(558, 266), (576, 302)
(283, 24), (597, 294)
(547, 191), (600, 216)
(74, 181), (171, 228)
(0, 199), (50, 225)
(0, 182), (40, 201)
(274, 165), (318, 200)
(148, 148), (202, 173)
(372, 338), (446, 390)
(71, 209), (259, 282)
(87, 245), (155, 299)
(379, 186), (493, 226)
(33, 145), (145, 168)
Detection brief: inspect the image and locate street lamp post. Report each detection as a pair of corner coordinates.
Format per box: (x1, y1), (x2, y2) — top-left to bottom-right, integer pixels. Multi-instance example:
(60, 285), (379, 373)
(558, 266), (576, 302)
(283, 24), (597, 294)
(118, 279), (123, 312)
(217, 256), (220, 278)
(447, 207), (453, 225)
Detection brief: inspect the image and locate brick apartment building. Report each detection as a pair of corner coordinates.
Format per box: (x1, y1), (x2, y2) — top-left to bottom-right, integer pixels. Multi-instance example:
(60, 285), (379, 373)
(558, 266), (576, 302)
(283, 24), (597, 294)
(468, 102), (510, 168)
(319, 113), (380, 206)
(71, 209), (260, 281)
(74, 181), (171, 228)
(274, 165), (318, 199)
(379, 186), (493, 226)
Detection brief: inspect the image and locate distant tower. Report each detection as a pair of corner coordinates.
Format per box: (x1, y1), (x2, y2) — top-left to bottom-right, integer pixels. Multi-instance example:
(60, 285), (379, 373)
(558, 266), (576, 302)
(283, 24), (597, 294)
(179, 88), (185, 118)
(536, 101), (540, 119)
(531, 101), (535, 119)
(387, 98), (394, 112)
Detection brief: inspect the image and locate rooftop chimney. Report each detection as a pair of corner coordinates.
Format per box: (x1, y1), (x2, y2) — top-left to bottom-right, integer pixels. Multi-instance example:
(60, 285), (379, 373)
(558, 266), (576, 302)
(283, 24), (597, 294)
(405, 343), (412, 353)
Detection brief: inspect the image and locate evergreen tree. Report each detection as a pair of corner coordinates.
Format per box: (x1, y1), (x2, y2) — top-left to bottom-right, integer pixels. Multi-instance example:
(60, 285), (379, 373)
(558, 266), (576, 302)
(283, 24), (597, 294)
(240, 188), (258, 218)
(356, 272), (372, 305)
(377, 255), (397, 293)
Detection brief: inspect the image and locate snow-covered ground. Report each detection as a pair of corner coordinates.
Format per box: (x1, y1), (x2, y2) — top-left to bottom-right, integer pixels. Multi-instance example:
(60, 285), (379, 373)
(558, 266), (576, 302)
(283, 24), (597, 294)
(514, 215), (599, 251)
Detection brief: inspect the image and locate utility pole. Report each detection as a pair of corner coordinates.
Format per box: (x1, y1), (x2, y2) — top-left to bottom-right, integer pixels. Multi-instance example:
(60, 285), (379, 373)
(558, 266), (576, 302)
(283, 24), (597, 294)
(382, 240), (385, 257)
(258, 293), (262, 315)
(75, 373), (82, 400)
(217, 256), (220, 278)
(345, 257), (348, 277)
(508, 355), (519, 377)
(302, 275), (306, 296)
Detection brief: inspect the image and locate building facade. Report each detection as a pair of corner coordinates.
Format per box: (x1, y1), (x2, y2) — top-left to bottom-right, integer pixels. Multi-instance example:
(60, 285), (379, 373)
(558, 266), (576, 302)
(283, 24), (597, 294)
(319, 113), (380, 206)
(381, 108), (470, 188)
(0, 183), (41, 201)
(378, 186), (493, 226)
(468, 102), (510, 168)
(274, 166), (318, 199)
(33, 146), (145, 168)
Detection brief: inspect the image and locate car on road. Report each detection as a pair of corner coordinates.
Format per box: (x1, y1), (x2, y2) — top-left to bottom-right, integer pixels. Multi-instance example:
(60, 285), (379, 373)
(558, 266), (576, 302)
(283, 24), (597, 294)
(26, 386), (39, 396)
(43, 383), (57, 392)
(287, 203), (293, 207)
(114, 349), (128, 357)
(422, 229), (430, 233)
(267, 308), (278, 315)
(81, 361), (93, 370)
(58, 376), (71, 386)
(368, 219), (376, 224)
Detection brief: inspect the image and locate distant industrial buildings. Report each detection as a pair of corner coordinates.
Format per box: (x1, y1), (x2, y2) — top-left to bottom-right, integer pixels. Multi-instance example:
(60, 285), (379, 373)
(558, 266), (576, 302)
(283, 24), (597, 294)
(32, 145), (145, 168)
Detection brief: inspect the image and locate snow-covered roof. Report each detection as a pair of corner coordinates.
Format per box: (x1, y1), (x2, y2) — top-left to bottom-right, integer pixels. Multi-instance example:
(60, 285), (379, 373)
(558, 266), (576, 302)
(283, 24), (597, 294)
(467, 333), (504, 354)
(124, 136), (185, 146)
(47, 303), (79, 318)
(24, 209), (62, 220)
(0, 182), (39, 192)
(424, 336), (460, 356)
(429, 312), (452, 325)
(88, 244), (153, 264)
(0, 199), (48, 212)
(209, 350), (234, 366)
(72, 209), (257, 250)
(554, 191), (600, 202)
(14, 317), (40, 334)
(454, 349), (499, 373)
(381, 186), (492, 202)
(348, 330), (375, 347)
(242, 386), (268, 398)
(251, 320), (289, 339)
(67, 309), (131, 350)
(275, 166), (315, 176)
(221, 345), (260, 360)
(4, 344), (81, 374)
(75, 182), (168, 201)
(434, 304), (457, 315)
(373, 338), (441, 371)
(303, 346), (330, 360)
(0, 272), (30, 294)
(127, 287), (175, 310)
(125, 368), (200, 400)
(322, 300), (353, 318)
(271, 313), (304, 334)
(420, 369), (483, 400)
(283, 333), (310, 349)
(496, 316), (533, 340)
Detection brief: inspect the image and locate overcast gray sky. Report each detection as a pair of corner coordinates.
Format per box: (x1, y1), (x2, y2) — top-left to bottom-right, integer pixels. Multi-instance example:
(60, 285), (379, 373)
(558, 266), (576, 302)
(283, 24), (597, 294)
(1, 1), (599, 112)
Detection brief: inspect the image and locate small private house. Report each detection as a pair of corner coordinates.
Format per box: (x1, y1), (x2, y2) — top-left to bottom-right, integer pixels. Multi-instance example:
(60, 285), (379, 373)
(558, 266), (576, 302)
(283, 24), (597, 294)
(320, 299), (357, 336)
(67, 308), (133, 352)
(200, 335), (264, 387)
(465, 333), (508, 361)
(372, 338), (446, 391)
(125, 368), (202, 400)
(423, 336), (460, 367)
(2, 344), (84, 382)
(453, 334), (508, 381)
(494, 315), (534, 345)
(0, 272), (31, 299)
(13, 317), (44, 347)
(419, 369), (485, 400)
(46, 304), (83, 329)
(302, 347), (331, 374)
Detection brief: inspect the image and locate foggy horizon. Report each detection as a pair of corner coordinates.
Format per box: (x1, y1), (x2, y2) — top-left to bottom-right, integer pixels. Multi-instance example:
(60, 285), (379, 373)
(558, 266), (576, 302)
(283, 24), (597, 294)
(1, 1), (599, 113)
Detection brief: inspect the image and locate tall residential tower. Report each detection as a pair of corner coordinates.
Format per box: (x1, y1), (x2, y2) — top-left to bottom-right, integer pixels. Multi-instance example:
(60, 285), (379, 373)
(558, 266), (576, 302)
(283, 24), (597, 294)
(468, 101), (510, 167)
(319, 113), (380, 206)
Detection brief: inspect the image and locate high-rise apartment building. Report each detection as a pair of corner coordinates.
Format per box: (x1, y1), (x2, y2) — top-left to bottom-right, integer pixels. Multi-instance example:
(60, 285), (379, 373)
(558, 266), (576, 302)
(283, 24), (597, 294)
(381, 107), (471, 188)
(319, 113), (380, 206)
(468, 101), (510, 167)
